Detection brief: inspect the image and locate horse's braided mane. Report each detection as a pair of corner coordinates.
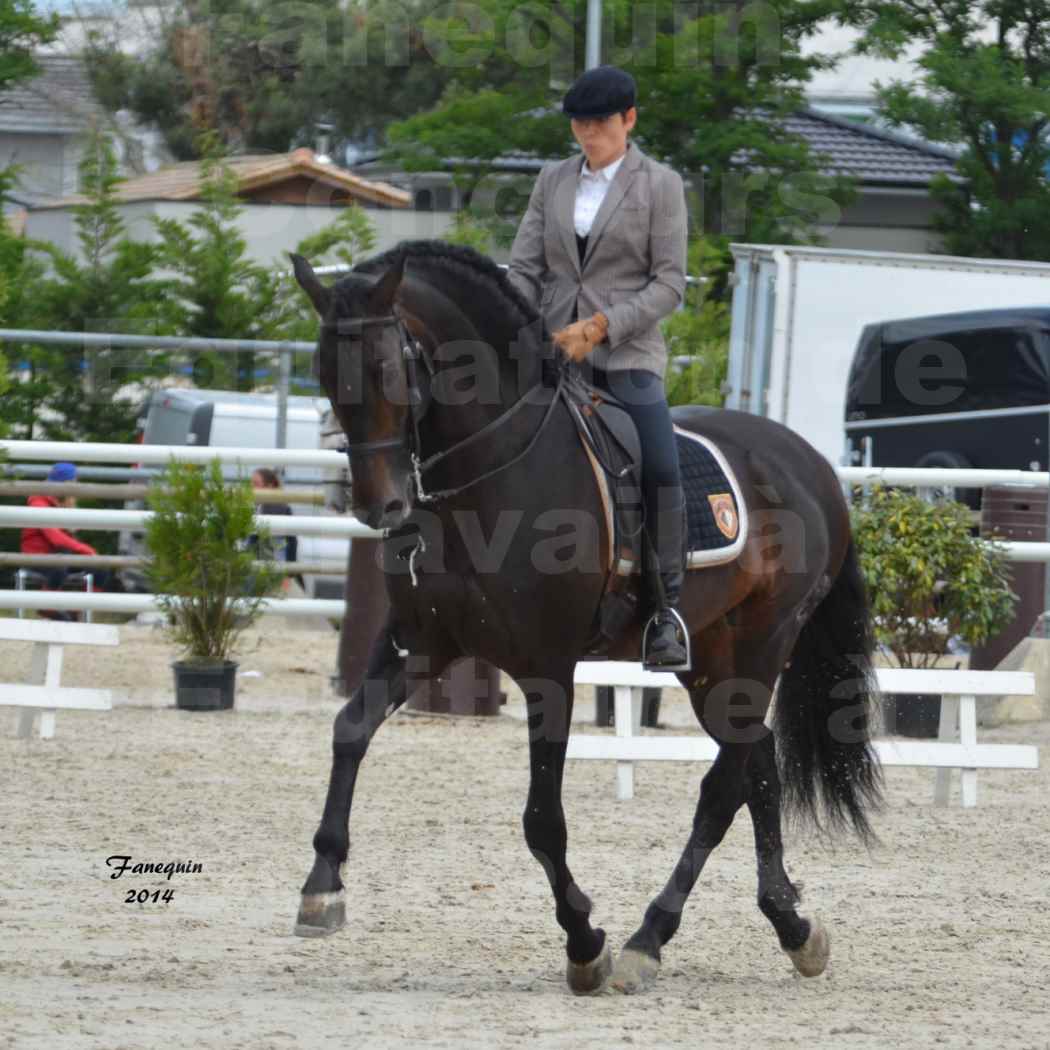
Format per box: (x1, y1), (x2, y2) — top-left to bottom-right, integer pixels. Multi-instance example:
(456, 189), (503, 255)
(338, 239), (551, 342)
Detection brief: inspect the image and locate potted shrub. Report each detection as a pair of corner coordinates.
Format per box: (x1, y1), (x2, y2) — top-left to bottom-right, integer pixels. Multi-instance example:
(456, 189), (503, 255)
(145, 459), (281, 710)
(851, 486), (1017, 737)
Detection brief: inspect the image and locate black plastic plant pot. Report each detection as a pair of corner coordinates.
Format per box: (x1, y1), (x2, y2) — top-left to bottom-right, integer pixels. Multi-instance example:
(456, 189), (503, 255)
(883, 693), (941, 739)
(172, 660), (238, 711)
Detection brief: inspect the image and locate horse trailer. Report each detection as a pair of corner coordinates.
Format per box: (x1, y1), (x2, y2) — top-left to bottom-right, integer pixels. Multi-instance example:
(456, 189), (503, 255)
(726, 245), (1050, 475)
(844, 307), (1050, 499)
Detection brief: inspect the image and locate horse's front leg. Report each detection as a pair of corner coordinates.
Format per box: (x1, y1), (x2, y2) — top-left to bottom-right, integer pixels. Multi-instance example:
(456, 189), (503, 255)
(295, 618), (428, 936)
(519, 670), (611, 994)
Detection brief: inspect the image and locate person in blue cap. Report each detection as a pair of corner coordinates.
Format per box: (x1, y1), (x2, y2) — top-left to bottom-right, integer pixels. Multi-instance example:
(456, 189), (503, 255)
(507, 64), (691, 669)
(20, 463), (100, 621)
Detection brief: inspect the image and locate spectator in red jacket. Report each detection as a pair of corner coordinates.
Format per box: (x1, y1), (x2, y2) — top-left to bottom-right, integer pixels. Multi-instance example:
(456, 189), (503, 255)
(21, 462), (98, 620)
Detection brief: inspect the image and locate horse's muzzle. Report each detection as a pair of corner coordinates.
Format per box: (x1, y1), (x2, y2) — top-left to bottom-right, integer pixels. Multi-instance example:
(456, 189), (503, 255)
(361, 499), (409, 532)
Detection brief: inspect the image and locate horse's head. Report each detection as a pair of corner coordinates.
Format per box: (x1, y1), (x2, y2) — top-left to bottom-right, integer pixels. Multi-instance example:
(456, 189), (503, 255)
(292, 252), (414, 531)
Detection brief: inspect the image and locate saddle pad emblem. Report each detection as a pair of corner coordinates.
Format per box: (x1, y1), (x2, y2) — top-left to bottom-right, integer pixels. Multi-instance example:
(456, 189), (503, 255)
(708, 493), (738, 540)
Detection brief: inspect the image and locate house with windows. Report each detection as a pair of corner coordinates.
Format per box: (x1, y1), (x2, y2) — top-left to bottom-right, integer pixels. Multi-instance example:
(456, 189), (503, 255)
(0, 55), (111, 208)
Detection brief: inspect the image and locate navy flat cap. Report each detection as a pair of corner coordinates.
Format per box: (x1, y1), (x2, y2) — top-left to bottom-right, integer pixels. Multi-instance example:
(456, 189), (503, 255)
(562, 65), (637, 119)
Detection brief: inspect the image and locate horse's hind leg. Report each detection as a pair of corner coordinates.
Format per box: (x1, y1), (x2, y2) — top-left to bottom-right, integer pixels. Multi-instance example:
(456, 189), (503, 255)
(747, 734), (829, 976)
(609, 621), (794, 994)
(517, 670), (611, 995)
(609, 738), (753, 993)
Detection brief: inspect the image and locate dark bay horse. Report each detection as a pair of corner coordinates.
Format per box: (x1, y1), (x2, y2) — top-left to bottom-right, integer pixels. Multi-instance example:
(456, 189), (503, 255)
(291, 241), (882, 995)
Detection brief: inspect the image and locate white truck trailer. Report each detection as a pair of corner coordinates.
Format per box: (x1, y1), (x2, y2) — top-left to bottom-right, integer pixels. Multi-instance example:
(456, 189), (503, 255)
(725, 244), (1050, 468)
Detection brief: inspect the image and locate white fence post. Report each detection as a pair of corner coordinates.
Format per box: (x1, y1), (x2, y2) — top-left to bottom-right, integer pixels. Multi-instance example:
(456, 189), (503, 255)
(933, 697), (958, 806)
(614, 685), (639, 801)
(959, 694), (979, 808)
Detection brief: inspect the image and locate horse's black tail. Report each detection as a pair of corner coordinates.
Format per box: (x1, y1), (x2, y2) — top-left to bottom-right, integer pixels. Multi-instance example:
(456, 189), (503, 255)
(772, 537), (884, 842)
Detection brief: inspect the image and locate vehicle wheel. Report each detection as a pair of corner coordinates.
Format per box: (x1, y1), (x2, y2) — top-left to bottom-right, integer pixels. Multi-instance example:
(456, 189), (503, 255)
(914, 450), (978, 508)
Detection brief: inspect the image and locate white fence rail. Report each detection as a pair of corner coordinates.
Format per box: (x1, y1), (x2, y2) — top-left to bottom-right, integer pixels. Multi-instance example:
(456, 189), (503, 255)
(0, 504), (378, 538)
(0, 590), (346, 618)
(3, 440), (1050, 622)
(1, 439), (344, 470)
(569, 663), (1039, 807)
(838, 466), (1050, 489)
(5, 440), (1050, 490)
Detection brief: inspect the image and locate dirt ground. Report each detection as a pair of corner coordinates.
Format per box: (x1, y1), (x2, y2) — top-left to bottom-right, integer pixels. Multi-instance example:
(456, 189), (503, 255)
(2, 618), (1049, 1050)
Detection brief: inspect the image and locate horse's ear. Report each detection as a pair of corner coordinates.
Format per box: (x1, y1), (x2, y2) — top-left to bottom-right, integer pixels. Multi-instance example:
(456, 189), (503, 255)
(289, 253), (331, 317)
(368, 252), (405, 311)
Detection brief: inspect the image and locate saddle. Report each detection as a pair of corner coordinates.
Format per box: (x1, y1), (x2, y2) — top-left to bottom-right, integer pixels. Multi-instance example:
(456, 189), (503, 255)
(561, 369), (748, 657)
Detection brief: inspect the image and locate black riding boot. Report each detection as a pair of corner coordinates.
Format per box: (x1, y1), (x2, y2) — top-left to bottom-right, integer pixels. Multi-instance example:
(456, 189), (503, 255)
(642, 494), (689, 671)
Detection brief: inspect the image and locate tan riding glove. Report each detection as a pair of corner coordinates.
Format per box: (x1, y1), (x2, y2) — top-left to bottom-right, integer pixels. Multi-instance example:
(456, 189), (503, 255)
(553, 312), (609, 362)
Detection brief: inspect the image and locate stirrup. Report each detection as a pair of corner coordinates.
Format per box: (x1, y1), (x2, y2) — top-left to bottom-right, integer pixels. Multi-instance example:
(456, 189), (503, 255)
(641, 608), (691, 672)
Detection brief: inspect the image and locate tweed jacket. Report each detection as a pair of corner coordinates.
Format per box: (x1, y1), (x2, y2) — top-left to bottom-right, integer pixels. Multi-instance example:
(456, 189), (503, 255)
(507, 140), (687, 377)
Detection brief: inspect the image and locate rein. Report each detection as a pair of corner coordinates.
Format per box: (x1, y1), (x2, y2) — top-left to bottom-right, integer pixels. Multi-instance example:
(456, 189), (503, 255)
(324, 310), (565, 503)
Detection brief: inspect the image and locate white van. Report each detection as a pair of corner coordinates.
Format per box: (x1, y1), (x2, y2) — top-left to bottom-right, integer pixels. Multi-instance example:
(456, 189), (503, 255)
(140, 388), (327, 470)
(120, 388), (349, 599)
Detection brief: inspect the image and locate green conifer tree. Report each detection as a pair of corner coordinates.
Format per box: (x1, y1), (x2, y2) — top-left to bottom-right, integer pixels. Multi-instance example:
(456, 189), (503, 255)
(29, 131), (173, 443)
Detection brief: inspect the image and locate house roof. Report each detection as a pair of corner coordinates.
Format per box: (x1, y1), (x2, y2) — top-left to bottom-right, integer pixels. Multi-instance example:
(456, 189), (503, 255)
(350, 108), (962, 190)
(33, 148), (413, 209)
(0, 54), (105, 134)
(782, 109), (961, 187)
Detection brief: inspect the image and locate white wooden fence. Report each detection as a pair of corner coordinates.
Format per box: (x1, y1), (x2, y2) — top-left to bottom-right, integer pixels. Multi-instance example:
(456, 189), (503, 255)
(1, 618), (118, 739)
(569, 662), (1039, 808)
(3, 440), (1050, 625)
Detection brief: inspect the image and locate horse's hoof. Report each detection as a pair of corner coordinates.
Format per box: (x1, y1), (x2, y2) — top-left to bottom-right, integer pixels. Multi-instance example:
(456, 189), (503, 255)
(608, 948), (660, 995)
(786, 917), (829, 977)
(293, 890), (346, 937)
(566, 941), (613, 996)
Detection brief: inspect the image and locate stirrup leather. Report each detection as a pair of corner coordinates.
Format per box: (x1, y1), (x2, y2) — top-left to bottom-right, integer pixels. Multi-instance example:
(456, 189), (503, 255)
(641, 608), (691, 672)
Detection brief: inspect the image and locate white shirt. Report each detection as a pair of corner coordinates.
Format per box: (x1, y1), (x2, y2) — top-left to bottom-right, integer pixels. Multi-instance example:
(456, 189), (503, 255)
(574, 150), (627, 237)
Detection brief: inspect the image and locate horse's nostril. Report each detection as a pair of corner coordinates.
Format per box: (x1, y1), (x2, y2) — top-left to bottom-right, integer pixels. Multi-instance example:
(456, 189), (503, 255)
(384, 500), (404, 519)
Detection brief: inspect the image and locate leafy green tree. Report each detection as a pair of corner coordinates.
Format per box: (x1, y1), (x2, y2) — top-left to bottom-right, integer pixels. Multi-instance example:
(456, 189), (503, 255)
(664, 234), (731, 406)
(840, 0), (1050, 259)
(84, 0), (452, 159)
(386, 0), (855, 287)
(636, 0), (856, 294)
(0, 0), (58, 91)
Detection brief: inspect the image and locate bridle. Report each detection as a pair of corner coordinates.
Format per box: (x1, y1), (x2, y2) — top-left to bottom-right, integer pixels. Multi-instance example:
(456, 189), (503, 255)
(321, 311), (431, 458)
(321, 308), (565, 504)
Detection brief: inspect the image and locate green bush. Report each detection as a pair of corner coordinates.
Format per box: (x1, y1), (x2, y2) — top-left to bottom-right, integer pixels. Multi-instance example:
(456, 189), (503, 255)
(851, 486), (1017, 668)
(144, 459), (281, 665)
(663, 233), (730, 408)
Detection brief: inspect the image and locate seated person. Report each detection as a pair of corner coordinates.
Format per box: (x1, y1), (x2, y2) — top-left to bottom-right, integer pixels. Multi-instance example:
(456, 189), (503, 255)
(249, 468), (301, 588)
(20, 462), (99, 621)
